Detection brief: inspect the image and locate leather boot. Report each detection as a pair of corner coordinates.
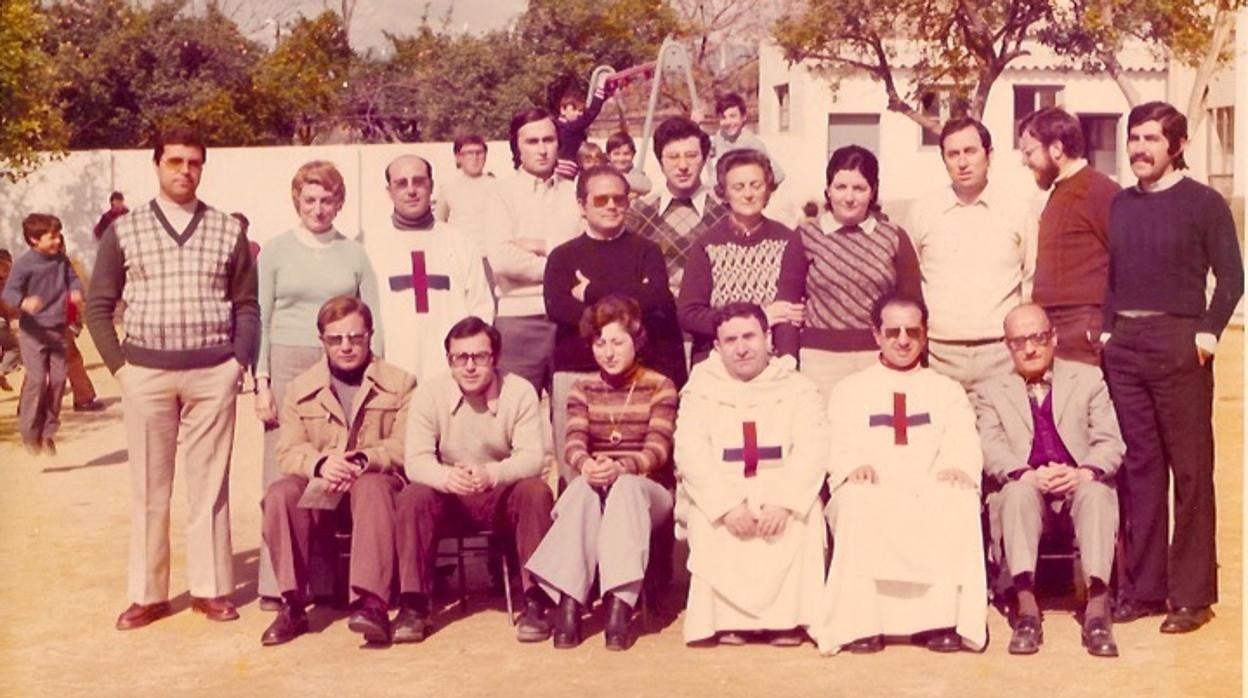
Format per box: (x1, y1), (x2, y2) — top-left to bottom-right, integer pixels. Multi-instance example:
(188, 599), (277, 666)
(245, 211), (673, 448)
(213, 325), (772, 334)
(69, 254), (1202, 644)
(552, 594), (582, 649)
(604, 594), (638, 651)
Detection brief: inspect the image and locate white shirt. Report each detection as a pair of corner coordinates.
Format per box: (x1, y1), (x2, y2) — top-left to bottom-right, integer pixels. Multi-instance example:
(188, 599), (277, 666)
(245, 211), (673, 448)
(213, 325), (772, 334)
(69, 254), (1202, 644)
(435, 170), (500, 255)
(154, 194), (200, 232)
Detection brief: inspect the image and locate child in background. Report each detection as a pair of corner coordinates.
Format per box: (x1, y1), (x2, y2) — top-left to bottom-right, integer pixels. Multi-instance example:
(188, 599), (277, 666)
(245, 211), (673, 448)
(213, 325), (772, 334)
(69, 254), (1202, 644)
(706, 92), (786, 188)
(0, 249), (19, 391)
(554, 77), (617, 181)
(577, 142), (607, 170)
(606, 131), (653, 197)
(1, 214), (84, 454)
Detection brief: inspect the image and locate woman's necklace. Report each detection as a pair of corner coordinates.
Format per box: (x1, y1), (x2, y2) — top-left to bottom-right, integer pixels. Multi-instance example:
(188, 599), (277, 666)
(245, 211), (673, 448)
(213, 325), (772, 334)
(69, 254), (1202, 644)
(606, 376), (640, 446)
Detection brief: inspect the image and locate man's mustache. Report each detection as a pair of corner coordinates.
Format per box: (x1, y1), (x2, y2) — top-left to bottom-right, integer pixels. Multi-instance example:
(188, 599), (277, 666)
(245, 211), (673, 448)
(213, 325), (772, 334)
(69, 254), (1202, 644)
(1130, 153), (1154, 164)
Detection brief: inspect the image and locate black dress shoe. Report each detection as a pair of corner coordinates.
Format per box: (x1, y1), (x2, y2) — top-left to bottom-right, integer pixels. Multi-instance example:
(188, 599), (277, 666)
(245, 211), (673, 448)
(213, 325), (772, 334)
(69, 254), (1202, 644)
(926, 629), (964, 653)
(391, 607), (431, 644)
(261, 604), (308, 646)
(845, 635), (884, 654)
(258, 596), (283, 612)
(73, 399), (106, 412)
(1159, 606), (1214, 634)
(348, 605), (391, 644)
(603, 595), (637, 651)
(516, 596), (553, 643)
(553, 594), (583, 649)
(1112, 599), (1167, 624)
(1008, 615), (1043, 655)
(1081, 616), (1119, 657)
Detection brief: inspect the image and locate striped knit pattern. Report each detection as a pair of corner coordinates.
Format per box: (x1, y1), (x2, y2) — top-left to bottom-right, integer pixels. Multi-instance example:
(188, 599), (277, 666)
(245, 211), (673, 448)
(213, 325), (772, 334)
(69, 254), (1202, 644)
(626, 194), (730, 288)
(799, 216), (904, 331)
(115, 201), (244, 352)
(564, 366), (678, 487)
(707, 238), (788, 307)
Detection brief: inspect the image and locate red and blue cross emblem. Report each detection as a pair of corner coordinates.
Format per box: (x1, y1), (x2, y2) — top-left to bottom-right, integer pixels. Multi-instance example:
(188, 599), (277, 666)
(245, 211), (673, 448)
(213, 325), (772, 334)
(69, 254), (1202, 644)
(868, 392), (931, 445)
(722, 422), (783, 478)
(388, 251), (451, 313)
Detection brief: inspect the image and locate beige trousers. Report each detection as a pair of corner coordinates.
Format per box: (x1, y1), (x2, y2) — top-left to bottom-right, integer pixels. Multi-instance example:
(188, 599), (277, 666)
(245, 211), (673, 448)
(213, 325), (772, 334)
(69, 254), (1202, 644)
(120, 359), (242, 603)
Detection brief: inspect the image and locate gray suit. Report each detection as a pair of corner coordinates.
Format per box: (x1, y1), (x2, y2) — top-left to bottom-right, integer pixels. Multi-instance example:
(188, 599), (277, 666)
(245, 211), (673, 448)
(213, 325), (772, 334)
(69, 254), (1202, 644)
(971, 359), (1125, 584)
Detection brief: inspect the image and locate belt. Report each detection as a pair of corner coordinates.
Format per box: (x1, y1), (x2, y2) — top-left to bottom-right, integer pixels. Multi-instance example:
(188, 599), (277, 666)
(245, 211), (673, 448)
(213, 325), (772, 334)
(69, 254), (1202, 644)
(929, 336), (1003, 347)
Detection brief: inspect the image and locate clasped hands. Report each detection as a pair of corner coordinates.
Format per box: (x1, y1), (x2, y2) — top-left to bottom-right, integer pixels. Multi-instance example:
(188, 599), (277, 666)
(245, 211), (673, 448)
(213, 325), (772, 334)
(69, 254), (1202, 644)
(581, 455), (624, 488)
(1019, 462), (1093, 496)
(320, 451), (367, 492)
(845, 464), (975, 489)
(720, 502), (791, 540)
(445, 462), (496, 496)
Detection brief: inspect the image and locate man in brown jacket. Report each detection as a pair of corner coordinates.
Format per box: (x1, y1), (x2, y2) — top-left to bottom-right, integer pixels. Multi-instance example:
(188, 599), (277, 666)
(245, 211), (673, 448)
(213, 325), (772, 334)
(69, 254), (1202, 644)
(260, 296), (417, 646)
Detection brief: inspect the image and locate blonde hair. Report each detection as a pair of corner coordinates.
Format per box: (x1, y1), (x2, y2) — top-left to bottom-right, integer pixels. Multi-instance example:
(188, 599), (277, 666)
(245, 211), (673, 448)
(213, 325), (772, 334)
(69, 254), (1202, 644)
(290, 160), (346, 211)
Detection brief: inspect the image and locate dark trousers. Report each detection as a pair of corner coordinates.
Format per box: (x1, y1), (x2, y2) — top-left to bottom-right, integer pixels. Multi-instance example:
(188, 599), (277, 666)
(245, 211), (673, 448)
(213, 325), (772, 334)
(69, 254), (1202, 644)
(65, 332), (96, 404)
(1045, 304), (1102, 365)
(1103, 315), (1217, 608)
(395, 477), (554, 595)
(16, 326), (67, 445)
(262, 472), (404, 605)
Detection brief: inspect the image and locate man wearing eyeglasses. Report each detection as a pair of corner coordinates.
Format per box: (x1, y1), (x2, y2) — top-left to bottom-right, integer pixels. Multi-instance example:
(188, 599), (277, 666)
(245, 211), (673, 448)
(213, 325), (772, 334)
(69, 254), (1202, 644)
(434, 133), (498, 255)
(397, 316), (554, 643)
(259, 296), (417, 647)
(815, 295), (986, 655)
(364, 154), (493, 383)
(971, 303), (1124, 657)
(544, 165), (688, 482)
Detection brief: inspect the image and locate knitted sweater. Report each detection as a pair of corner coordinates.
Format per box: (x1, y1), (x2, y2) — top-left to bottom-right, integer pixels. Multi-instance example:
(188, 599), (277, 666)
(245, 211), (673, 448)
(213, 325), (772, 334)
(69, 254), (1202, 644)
(564, 365), (678, 488)
(1103, 177), (1244, 336)
(1, 249), (83, 330)
(798, 211), (922, 352)
(626, 188), (731, 291)
(1033, 165), (1120, 308)
(86, 199), (259, 373)
(677, 216), (806, 363)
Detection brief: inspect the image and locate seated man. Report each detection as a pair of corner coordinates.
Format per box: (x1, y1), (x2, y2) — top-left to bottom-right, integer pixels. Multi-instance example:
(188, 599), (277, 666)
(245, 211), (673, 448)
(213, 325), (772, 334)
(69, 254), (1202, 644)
(972, 303), (1124, 657)
(397, 316), (554, 643)
(260, 296), (418, 646)
(814, 295), (986, 655)
(674, 302), (827, 647)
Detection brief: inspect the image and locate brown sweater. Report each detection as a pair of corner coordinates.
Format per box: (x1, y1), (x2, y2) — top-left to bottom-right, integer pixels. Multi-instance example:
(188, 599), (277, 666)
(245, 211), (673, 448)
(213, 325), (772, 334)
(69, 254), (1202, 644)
(1032, 166), (1120, 308)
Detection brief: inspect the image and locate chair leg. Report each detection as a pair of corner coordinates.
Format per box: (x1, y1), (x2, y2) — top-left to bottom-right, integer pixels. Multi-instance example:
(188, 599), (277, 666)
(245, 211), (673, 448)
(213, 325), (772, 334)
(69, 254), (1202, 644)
(457, 539), (469, 616)
(501, 551), (514, 626)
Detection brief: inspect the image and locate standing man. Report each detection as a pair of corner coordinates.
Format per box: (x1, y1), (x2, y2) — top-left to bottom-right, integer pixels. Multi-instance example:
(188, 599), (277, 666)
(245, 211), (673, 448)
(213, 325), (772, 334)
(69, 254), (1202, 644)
(93, 191), (129, 240)
(86, 127), (259, 630)
(907, 117), (1036, 389)
(1102, 101), (1243, 634)
(365, 154), (494, 383)
(483, 108), (583, 394)
(626, 116), (731, 294)
(1018, 107), (1120, 364)
(434, 134), (499, 256)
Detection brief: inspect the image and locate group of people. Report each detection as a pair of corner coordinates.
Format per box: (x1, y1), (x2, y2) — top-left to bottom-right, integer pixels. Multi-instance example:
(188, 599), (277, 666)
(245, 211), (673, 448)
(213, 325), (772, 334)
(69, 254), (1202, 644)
(3, 91), (1241, 660)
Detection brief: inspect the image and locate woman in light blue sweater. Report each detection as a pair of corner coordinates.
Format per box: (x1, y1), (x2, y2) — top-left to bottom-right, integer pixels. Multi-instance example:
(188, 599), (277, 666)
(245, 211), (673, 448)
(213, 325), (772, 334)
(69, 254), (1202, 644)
(254, 160), (381, 605)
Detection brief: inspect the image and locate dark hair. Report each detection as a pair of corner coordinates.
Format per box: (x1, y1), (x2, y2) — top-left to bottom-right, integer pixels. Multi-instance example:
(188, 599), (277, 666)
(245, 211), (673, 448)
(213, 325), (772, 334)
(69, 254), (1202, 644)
(575, 164), (630, 201)
(939, 117), (992, 154)
(509, 108), (555, 169)
(453, 133), (487, 155)
(384, 155), (434, 191)
(230, 212), (250, 234)
(606, 131), (636, 154)
(1127, 101), (1188, 170)
(109, 191), (125, 203)
(824, 145), (880, 211)
(712, 302), (769, 336)
(22, 213), (62, 246)
(579, 295), (647, 351)
(715, 93), (747, 117)
(869, 293), (929, 330)
(1019, 107), (1085, 159)
(558, 91), (582, 110)
(653, 116), (711, 161)
(444, 315), (502, 357)
(153, 126), (207, 164)
(316, 295), (374, 334)
(714, 149), (777, 200)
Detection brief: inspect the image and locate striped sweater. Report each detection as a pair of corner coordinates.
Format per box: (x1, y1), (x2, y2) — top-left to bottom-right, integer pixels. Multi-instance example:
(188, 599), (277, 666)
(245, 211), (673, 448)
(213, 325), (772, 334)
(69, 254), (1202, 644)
(564, 366), (678, 488)
(798, 211), (922, 352)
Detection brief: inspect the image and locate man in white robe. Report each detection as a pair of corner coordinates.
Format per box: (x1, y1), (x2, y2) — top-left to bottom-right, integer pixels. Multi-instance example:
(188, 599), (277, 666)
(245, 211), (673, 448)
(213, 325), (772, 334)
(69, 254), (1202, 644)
(364, 155), (494, 382)
(814, 294), (987, 655)
(674, 302), (827, 646)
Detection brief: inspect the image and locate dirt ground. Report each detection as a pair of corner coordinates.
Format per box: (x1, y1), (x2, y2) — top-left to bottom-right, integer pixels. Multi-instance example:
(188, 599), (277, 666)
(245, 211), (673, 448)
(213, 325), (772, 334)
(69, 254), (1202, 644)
(0, 332), (1241, 697)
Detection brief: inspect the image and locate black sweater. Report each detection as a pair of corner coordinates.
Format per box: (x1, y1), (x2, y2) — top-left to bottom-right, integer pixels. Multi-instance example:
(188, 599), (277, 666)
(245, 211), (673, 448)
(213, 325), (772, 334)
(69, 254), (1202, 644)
(1103, 177), (1243, 336)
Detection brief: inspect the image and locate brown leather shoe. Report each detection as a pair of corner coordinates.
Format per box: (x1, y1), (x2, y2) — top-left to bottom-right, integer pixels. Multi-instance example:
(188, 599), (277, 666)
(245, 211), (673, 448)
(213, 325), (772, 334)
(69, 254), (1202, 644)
(191, 596), (240, 622)
(116, 601), (172, 630)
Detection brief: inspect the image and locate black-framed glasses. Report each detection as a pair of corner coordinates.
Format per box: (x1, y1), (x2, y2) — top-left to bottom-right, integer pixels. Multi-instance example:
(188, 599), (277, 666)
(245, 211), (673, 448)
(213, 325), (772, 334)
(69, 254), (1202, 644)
(321, 331), (371, 347)
(449, 351), (494, 367)
(882, 326), (924, 340)
(1005, 330), (1055, 351)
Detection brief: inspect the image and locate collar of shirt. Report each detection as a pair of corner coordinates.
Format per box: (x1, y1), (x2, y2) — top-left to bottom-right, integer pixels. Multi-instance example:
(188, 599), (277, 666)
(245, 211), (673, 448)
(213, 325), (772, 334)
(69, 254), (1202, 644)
(155, 192), (200, 216)
(818, 210), (877, 236)
(518, 168), (559, 192)
(939, 183), (994, 212)
(658, 186), (710, 218)
(1137, 169), (1184, 193)
(1054, 159), (1088, 185)
(448, 371), (503, 416)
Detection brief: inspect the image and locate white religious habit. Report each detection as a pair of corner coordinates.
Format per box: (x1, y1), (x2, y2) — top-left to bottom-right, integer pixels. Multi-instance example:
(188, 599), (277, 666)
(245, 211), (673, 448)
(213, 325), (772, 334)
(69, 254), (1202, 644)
(363, 216), (494, 382)
(673, 351), (828, 644)
(813, 360), (987, 654)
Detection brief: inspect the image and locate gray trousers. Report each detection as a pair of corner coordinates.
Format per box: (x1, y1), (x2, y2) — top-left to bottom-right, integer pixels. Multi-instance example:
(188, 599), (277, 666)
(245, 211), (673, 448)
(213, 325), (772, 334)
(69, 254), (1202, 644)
(0, 321), (20, 375)
(988, 477), (1118, 585)
(16, 326), (67, 445)
(258, 344), (324, 599)
(494, 315), (556, 395)
(526, 474), (673, 607)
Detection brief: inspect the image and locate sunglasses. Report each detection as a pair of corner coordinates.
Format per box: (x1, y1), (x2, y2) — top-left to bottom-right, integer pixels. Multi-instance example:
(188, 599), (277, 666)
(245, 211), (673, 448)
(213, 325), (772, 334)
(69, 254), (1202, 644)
(881, 326), (924, 340)
(588, 194), (629, 208)
(321, 331), (371, 347)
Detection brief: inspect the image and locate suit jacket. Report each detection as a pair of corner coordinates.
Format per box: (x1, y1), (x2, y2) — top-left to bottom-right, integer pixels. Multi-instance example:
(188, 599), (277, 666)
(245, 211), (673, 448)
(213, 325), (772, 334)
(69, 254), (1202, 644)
(970, 358), (1124, 485)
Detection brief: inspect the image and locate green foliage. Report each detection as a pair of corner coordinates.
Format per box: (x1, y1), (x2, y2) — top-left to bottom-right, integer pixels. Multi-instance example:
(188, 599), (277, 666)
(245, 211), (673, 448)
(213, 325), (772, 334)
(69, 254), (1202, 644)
(0, 0), (68, 181)
(252, 11), (354, 144)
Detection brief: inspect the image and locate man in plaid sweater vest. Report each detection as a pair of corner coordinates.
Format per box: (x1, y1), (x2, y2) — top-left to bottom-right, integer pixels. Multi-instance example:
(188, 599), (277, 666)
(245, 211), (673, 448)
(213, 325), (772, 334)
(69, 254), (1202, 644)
(625, 117), (730, 293)
(86, 127), (259, 631)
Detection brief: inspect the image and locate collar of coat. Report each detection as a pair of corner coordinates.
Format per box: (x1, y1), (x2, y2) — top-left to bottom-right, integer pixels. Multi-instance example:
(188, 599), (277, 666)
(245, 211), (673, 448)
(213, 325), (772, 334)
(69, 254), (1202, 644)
(288, 356), (407, 422)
